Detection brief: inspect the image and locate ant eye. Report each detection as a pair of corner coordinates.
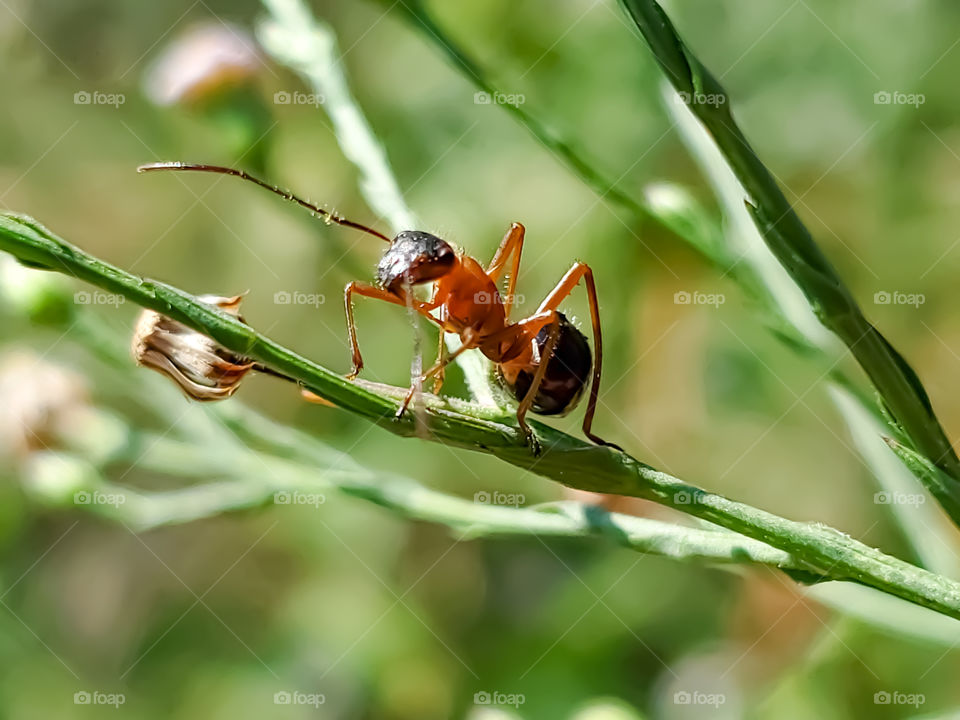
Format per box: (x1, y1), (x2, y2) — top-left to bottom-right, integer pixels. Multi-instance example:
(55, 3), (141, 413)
(377, 231), (456, 292)
(499, 313), (592, 416)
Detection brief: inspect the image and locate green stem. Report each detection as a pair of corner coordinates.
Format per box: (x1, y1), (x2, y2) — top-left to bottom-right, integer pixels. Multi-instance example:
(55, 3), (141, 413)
(378, 0), (670, 235)
(383, 0), (960, 525)
(665, 82), (960, 573)
(212, 405), (813, 576)
(4, 211), (960, 619)
(618, 0), (960, 517)
(81, 409), (812, 574)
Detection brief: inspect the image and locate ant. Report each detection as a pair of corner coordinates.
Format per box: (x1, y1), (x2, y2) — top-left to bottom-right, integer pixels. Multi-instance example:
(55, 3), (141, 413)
(138, 162), (620, 453)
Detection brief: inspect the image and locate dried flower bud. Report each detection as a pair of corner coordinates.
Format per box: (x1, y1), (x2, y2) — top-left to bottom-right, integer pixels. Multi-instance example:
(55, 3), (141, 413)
(144, 22), (261, 107)
(132, 295), (254, 401)
(0, 351), (89, 459)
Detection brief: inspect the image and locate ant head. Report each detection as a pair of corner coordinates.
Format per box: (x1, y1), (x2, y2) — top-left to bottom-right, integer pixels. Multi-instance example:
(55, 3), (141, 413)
(498, 313), (592, 416)
(376, 231), (457, 293)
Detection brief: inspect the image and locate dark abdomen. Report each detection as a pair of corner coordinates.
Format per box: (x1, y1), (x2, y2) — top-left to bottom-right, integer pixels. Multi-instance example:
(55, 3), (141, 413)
(498, 313), (592, 416)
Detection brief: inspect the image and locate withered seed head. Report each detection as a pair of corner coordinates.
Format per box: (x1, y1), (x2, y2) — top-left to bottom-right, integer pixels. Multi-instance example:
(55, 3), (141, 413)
(143, 22), (261, 107)
(132, 295), (254, 401)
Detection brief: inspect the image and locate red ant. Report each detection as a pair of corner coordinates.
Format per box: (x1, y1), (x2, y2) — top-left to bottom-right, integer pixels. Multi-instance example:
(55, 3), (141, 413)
(139, 162), (620, 453)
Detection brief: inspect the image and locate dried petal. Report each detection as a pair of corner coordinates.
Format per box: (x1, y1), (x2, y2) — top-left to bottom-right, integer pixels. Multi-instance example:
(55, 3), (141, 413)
(132, 295), (254, 401)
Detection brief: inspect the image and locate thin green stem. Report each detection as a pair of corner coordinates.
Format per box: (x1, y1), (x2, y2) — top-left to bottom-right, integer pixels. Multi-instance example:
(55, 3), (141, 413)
(69, 406), (812, 574)
(380, 0), (960, 525)
(376, 0), (671, 235)
(617, 0), (960, 518)
(665, 82), (960, 574)
(4, 212), (960, 619)
(20, 318), (813, 574)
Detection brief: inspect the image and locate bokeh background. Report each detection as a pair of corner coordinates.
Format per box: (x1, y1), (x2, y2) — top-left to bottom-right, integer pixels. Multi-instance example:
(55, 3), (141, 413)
(3, 0), (960, 717)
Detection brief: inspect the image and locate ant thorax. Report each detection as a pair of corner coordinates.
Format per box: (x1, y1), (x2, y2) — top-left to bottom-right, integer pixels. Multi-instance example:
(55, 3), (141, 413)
(433, 255), (508, 341)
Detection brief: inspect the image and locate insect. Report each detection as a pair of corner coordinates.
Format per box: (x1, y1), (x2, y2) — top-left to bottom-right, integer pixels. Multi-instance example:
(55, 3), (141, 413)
(138, 162), (620, 453)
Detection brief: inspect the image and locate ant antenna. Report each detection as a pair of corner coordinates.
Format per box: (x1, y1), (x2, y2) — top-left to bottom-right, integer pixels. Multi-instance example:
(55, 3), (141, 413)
(137, 162), (392, 243)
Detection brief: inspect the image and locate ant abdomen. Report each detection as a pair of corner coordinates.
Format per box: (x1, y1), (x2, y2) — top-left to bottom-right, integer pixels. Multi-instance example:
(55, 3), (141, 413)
(498, 313), (592, 416)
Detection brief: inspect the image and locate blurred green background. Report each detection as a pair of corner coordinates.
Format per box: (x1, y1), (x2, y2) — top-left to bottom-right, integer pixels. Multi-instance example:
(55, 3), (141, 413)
(3, 0), (960, 717)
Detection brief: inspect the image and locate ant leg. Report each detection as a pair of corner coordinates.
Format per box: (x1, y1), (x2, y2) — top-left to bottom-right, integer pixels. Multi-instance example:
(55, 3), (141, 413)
(432, 319), (447, 394)
(396, 342), (472, 418)
(506, 309), (555, 334)
(485, 222), (525, 319)
(535, 263), (621, 451)
(513, 311), (561, 455)
(343, 281), (442, 379)
(484, 308), (561, 452)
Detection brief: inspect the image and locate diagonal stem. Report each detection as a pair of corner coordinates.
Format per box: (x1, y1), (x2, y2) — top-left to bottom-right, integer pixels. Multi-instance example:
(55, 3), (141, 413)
(617, 0), (960, 520)
(4, 211), (960, 619)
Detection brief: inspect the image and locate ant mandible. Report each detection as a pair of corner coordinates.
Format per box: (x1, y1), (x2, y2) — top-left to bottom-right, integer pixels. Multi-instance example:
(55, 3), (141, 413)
(138, 162), (620, 454)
